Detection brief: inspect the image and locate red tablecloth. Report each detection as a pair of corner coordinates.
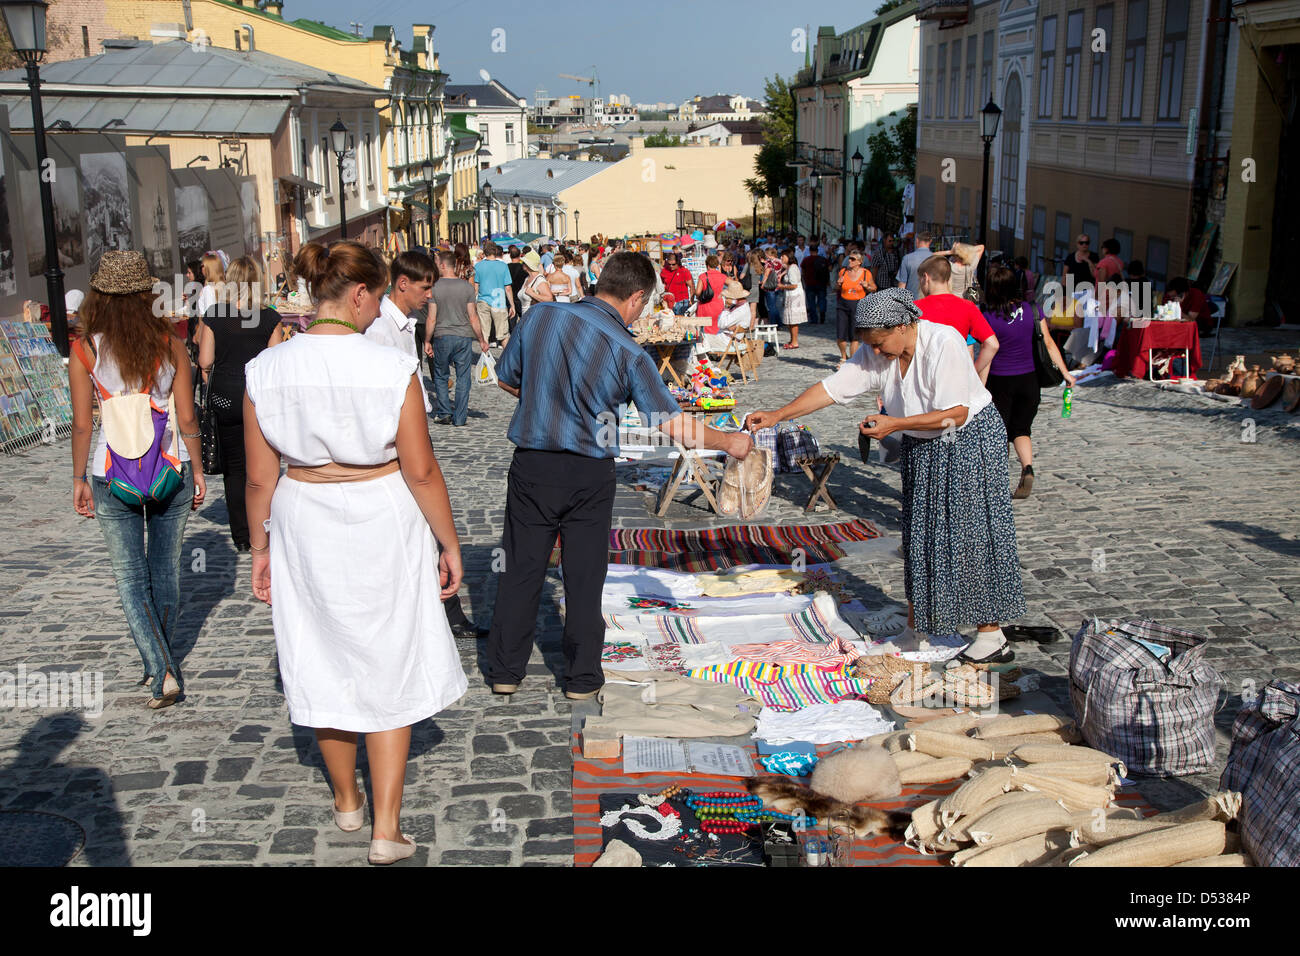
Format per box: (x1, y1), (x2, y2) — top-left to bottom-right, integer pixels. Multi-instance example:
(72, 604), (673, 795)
(1112, 321), (1201, 379)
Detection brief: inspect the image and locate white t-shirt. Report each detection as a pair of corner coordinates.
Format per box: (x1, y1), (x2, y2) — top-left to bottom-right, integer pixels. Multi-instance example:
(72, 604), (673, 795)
(366, 295), (430, 412)
(794, 246), (809, 264)
(819, 321), (992, 439)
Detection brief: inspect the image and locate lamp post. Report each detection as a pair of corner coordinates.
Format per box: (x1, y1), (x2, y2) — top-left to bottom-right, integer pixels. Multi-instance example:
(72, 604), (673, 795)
(421, 158), (434, 248)
(676, 197), (684, 232)
(1, 0), (66, 356)
(850, 148), (863, 242)
(978, 98), (1002, 286)
(329, 115), (348, 239)
(482, 181), (493, 239)
(432, 202), (440, 247)
(512, 191), (521, 235)
(809, 171), (820, 239)
(778, 185), (787, 235)
(750, 190), (759, 245)
(574, 209), (580, 241)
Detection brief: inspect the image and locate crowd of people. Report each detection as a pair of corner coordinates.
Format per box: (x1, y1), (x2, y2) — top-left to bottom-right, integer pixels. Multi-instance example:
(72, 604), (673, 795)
(70, 217), (1172, 863)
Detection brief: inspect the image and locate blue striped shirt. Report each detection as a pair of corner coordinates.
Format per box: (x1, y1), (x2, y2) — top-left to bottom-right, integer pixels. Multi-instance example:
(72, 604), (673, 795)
(496, 298), (682, 458)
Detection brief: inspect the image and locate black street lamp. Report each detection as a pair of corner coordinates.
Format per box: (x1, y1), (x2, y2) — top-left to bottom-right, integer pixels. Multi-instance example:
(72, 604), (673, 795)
(329, 115), (348, 240)
(421, 158), (434, 247)
(676, 197), (684, 232)
(402, 199), (413, 248)
(482, 181), (493, 238)
(574, 209), (580, 240)
(750, 190), (760, 244)
(979, 98), (1002, 285)
(1, 0), (66, 355)
(512, 191), (521, 235)
(850, 148), (863, 242)
(778, 185), (787, 235)
(809, 171), (820, 239)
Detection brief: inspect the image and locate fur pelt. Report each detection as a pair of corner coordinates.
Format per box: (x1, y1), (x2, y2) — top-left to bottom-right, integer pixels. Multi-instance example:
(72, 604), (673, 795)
(810, 743), (902, 803)
(745, 775), (911, 838)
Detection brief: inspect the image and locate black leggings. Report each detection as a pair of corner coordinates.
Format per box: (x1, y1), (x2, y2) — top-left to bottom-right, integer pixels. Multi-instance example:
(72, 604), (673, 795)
(987, 371), (1041, 441)
(210, 375), (250, 547)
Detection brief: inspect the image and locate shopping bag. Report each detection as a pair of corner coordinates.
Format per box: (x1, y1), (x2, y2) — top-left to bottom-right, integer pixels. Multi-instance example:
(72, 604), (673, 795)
(474, 351), (498, 386)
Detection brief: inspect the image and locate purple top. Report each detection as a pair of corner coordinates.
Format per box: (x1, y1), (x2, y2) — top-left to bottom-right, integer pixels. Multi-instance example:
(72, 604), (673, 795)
(983, 301), (1043, 377)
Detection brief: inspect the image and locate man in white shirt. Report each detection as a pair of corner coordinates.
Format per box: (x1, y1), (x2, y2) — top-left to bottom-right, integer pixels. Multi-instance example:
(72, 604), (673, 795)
(794, 235), (809, 264)
(365, 250), (435, 413)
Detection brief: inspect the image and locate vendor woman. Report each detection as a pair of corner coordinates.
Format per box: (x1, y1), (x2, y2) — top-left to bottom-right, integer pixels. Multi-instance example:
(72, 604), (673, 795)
(746, 288), (1026, 663)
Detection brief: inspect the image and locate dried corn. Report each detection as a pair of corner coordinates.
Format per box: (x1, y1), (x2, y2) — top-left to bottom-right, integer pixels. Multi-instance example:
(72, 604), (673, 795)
(906, 730), (997, 761)
(951, 828), (1073, 867)
(1070, 820), (1226, 867)
(1009, 770), (1113, 812)
(938, 766), (1015, 825)
(898, 756), (973, 785)
(967, 795), (1072, 847)
(1172, 853), (1251, 868)
(969, 714), (1077, 738)
(891, 751), (939, 772)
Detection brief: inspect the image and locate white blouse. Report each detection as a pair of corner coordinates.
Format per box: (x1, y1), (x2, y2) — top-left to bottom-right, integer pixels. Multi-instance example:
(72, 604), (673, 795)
(820, 320), (992, 440)
(244, 333), (417, 466)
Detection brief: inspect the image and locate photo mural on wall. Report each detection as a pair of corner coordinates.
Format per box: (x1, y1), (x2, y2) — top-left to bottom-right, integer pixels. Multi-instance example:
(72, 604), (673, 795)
(240, 180), (261, 258)
(174, 183), (211, 267)
(80, 152), (132, 274)
(20, 166), (84, 276)
(0, 147), (16, 297)
(135, 154), (175, 276)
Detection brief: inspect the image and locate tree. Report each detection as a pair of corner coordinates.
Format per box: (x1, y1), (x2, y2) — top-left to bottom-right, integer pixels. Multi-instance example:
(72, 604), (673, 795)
(867, 104), (917, 182)
(747, 73), (797, 203)
(644, 128), (682, 147)
(0, 18), (71, 70)
(874, 0), (908, 15)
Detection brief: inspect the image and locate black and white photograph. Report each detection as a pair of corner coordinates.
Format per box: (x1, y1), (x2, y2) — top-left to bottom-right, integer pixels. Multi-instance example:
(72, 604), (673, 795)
(80, 151), (132, 274)
(19, 165), (83, 277)
(0, 145), (16, 297)
(136, 154), (175, 276)
(240, 179), (261, 257)
(174, 183), (211, 267)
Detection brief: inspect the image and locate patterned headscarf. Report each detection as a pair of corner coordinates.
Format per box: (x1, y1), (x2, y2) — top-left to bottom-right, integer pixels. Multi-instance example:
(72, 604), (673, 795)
(856, 287), (921, 329)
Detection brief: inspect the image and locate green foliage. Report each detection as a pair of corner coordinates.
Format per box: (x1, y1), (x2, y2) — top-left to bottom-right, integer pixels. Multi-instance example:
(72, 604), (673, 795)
(644, 128), (682, 147)
(866, 104), (917, 181)
(874, 0), (908, 15)
(745, 73), (797, 201)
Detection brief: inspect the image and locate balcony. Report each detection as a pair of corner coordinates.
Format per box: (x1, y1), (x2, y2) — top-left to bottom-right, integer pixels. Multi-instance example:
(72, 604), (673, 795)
(794, 142), (845, 174)
(917, 0), (971, 19)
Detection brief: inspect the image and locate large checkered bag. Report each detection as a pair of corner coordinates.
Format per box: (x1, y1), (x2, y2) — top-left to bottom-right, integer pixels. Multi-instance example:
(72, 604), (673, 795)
(1069, 620), (1224, 777)
(776, 421), (821, 474)
(1220, 679), (1300, 867)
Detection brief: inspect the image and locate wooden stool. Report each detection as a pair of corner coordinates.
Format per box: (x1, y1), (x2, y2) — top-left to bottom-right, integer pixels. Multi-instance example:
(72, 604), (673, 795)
(653, 443), (727, 516)
(792, 453), (840, 512)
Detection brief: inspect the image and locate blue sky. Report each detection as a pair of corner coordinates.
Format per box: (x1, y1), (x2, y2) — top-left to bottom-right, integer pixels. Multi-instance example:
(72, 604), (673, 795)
(297, 0), (889, 104)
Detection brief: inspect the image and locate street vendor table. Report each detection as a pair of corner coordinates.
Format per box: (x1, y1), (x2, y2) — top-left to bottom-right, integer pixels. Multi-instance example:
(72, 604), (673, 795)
(1111, 320), (1201, 379)
(644, 340), (688, 386)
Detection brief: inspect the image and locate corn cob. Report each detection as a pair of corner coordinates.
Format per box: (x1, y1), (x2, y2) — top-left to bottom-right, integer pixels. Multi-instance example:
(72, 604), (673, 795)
(1069, 820), (1226, 867)
(898, 756), (973, 785)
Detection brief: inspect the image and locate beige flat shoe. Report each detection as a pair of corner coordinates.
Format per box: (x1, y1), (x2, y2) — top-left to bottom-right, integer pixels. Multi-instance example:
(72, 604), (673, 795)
(368, 833), (417, 865)
(717, 457), (741, 516)
(333, 788), (367, 832)
(737, 448), (773, 519)
(491, 681), (521, 695)
(564, 689), (600, 701)
(148, 674), (181, 709)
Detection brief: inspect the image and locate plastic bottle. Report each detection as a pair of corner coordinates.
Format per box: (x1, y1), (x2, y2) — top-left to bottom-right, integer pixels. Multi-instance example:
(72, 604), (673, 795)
(1061, 386), (1073, 418)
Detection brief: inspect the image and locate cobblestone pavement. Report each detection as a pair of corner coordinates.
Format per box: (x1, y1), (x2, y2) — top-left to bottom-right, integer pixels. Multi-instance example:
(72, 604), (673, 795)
(1, 321), (1297, 865)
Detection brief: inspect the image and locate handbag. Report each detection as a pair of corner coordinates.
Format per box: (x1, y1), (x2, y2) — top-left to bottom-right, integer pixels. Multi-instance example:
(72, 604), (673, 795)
(1031, 313), (1065, 388)
(696, 272), (715, 305)
(197, 368), (224, 476)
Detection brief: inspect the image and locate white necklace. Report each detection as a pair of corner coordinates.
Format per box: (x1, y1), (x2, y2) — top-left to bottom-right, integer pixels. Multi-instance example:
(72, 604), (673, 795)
(600, 806), (683, 841)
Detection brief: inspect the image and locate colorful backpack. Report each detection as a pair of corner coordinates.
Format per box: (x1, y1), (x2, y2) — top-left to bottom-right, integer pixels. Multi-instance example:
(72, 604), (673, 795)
(74, 337), (183, 506)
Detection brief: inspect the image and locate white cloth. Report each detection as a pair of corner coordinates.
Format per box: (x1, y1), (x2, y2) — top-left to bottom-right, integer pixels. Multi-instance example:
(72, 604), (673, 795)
(195, 284), (218, 317)
(367, 295), (431, 412)
(719, 305), (750, 331)
(820, 321), (993, 439)
(782, 265), (807, 326)
(85, 334), (190, 477)
(244, 333), (466, 732)
(563, 263), (583, 298)
(754, 700), (895, 745)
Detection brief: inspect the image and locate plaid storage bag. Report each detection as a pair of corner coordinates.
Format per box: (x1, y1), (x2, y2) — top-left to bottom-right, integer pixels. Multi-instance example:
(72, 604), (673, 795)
(1069, 619), (1224, 776)
(776, 421), (821, 474)
(752, 425), (778, 463)
(1220, 679), (1300, 867)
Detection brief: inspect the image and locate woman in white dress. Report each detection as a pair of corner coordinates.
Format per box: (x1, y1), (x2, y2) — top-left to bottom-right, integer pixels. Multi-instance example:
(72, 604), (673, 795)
(243, 240), (468, 865)
(778, 248), (807, 349)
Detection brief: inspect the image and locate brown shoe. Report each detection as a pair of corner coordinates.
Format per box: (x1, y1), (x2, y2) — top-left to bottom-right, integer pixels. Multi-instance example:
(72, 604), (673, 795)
(1012, 466), (1034, 500)
(1251, 373), (1285, 409)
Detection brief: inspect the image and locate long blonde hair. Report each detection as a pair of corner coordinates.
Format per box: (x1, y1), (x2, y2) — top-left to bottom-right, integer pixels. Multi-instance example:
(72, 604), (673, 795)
(220, 256), (265, 310)
(201, 253), (225, 286)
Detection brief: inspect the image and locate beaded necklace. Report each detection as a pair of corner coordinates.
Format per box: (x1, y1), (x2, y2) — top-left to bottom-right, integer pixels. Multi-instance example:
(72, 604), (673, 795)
(683, 791), (817, 833)
(306, 317), (358, 333)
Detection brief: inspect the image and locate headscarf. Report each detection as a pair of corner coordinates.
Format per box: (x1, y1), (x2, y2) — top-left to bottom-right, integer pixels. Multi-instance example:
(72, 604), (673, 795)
(856, 287), (921, 329)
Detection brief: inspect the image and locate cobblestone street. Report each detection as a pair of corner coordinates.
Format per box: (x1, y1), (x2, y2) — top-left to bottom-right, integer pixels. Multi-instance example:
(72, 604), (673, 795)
(2, 321), (1298, 865)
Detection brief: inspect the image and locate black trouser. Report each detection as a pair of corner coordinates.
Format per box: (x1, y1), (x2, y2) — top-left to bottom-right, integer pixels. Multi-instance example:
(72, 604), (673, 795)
(487, 448), (616, 692)
(210, 375), (250, 548)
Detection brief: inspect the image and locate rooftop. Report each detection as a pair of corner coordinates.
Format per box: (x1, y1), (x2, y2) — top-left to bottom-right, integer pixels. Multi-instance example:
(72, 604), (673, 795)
(445, 80), (525, 111)
(479, 158), (610, 200)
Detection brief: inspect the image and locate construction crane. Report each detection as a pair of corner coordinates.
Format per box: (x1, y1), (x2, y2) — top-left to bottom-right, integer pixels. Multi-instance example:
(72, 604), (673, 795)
(558, 66), (599, 104)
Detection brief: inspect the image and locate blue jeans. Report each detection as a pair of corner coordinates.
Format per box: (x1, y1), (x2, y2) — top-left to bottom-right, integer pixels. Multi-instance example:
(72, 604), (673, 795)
(764, 290), (784, 324)
(92, 462), (193, 699)
(433, 335), (474, 425)
(805, 287), (827, 323)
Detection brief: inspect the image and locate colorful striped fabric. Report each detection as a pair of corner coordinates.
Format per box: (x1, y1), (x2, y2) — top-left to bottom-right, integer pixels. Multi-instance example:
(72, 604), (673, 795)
(571, 735), (1158, 867)
(602, 600), (846, 647)
(685, 661), (874, 711)
(728, 636), (861, 667)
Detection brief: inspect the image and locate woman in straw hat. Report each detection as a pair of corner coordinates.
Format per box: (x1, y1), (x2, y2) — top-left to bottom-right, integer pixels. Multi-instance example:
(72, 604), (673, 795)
(242, 239), (466, 864)
(746, 288), (1025, 664)
(68, 251), (207, 710)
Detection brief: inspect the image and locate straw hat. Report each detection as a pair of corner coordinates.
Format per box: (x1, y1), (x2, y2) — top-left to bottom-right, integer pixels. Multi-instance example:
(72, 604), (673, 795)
(722, 278), (747, 300)
(522, 250), (543, 271)
(89, 251), (158, 295)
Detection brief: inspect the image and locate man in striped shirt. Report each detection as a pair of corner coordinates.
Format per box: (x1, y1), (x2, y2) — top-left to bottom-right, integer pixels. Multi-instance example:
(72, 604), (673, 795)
(487, 253), (752, 700)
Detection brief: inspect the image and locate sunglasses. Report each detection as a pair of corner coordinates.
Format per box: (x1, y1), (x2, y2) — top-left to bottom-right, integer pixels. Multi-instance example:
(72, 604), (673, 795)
(1077, 240), (1090, 246)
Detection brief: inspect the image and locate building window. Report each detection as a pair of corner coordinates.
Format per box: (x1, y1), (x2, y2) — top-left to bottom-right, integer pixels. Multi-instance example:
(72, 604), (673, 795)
(81, 26), (89, 57)
(365, 133), (374, 184)
(301, 137), (310, 180)
(925, 45), (935, 118)
(1157, 0), (1189, 120)
(481, 124), (490, 146)
(1114, 228), (1134, 263)
(960, 187), (971, 229)
(505, 123), (515, 144)
(1121, 0), (1148, 120)
(1082, 218), (1101, 249)
(1146, 236), (1170, 289)
(321, 138), (331, 195)
(981, 31), (994, 107)
(1030, 205), (1047, 275)
(965, 37), (977, 118)
(1063, 10), (1083, 119)
(999, 75), (1022, 233)
(1090, 5), (1114, 119)
(949, 38), (961, 119)
(1053, 212), (1072, 269)
(1038, 16), (1057, 119)
(936, 43), (947, 118)
(945, 184), (956, 226)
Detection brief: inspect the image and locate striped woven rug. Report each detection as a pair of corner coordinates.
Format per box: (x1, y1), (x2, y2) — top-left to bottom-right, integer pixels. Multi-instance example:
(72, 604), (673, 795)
(572, 735), (1156, 867)
(550, 519), (883, 570)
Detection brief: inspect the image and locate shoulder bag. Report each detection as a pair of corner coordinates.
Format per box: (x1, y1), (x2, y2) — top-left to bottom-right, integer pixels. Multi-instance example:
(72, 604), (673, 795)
(1031, 310), (1065, 388)
(197, 367), (224, 476)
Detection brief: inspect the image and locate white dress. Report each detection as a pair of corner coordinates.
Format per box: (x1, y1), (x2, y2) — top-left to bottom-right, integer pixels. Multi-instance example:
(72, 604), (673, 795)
(244, 333), (468, 732)
(782, 264), (808, 326)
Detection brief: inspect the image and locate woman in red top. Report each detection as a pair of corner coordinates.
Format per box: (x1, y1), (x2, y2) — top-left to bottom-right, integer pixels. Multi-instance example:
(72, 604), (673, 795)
(660, 253), (693, 315)
(694, 255), (727, 334)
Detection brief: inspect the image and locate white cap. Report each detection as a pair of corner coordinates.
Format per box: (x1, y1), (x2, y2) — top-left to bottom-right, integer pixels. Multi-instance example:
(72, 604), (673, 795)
(65, 289), (85, 312)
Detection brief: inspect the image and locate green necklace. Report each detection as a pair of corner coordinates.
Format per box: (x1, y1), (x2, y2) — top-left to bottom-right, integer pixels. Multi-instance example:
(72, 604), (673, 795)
(307, 317), (358, 333)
